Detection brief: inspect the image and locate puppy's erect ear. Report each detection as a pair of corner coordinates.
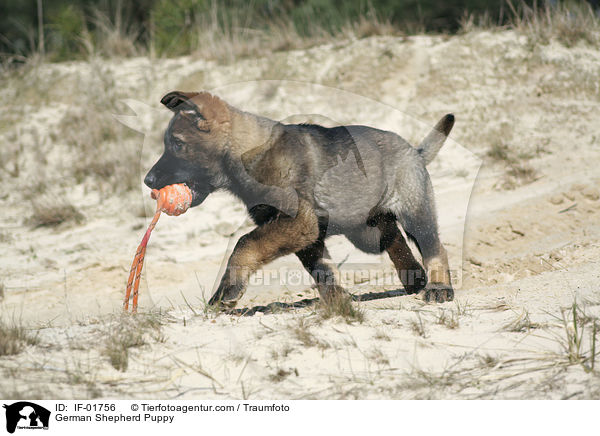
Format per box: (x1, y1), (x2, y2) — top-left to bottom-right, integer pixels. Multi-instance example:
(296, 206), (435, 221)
(160, 91), (200, 112)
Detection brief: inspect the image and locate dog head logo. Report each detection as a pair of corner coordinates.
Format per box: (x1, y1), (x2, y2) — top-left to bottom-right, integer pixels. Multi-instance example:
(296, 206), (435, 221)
(2, 402), (50, 433)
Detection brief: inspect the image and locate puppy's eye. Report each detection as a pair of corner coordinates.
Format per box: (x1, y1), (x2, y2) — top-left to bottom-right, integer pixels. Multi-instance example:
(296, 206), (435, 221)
(172, 140), (184, 153)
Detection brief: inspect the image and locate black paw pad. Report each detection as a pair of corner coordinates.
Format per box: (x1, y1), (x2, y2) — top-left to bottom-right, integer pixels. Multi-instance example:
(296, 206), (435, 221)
(422, 283), (454, 303)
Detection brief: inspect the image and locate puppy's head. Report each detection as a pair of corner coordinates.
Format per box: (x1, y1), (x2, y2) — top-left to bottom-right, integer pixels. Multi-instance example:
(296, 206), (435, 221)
(144, 91), (231, 207)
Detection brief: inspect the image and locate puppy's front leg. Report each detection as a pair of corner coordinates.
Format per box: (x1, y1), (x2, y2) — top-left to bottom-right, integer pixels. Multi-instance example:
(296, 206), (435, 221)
(209, 203), (319, 308)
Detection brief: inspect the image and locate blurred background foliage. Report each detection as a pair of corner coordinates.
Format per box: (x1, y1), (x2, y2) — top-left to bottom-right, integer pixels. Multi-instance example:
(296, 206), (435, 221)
(0, 0), (597, 61)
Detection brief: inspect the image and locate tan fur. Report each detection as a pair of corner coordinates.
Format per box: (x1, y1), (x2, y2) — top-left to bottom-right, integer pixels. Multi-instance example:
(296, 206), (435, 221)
(424, 249), (451, 285)
(189, 92), (231, 129)
(217, 201), (319, 304)
(229, 112), (278, 156)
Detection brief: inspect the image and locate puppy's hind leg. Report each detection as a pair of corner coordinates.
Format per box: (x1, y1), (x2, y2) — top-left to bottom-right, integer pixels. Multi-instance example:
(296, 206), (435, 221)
(422, 244), (452, 303)
(373, 213), (427, 294)
(399, 208), (453, 303)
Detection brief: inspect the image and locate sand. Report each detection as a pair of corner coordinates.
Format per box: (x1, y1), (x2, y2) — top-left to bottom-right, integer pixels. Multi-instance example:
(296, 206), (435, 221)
(1, 31), (599, 399)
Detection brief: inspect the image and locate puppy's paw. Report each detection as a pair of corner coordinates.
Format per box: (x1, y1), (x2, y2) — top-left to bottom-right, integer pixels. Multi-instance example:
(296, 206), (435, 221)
(208, 282), (244, 308)
(421, 283), (454, 303)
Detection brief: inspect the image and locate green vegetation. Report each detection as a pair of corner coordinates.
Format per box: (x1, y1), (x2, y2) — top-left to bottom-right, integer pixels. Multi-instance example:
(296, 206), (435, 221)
(2, 1), (598, 63)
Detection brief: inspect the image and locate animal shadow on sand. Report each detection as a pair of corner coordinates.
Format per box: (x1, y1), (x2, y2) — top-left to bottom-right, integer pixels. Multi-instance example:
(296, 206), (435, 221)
(228, 289), (408, 316)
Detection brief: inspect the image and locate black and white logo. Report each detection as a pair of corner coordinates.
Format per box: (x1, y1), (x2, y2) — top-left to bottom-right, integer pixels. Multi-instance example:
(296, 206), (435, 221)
(2, 402), (50, 434)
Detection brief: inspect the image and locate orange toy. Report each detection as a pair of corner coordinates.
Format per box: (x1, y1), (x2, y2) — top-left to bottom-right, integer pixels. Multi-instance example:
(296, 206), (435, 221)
(123, 183), (192, 312)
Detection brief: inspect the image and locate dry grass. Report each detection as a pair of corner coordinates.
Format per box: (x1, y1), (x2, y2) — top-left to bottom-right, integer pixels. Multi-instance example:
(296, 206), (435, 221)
(54, 64), (140, 193)
(64, 358), (102, 398)
(454, 299), (473, 317)
(8, 0), (597, 67)
(462, 1), (600, 48)
(28, 197), (85, 228)
(1, 3), (398, 66)
(269, 344), (295, 361)
(268, 367), (298, 383)
(506, 164), (537, 183)
(225, 349), (251, 365)
(292, 317), (329, 350)
(0, 320), (39, 356)
(373, 328), (391, 341)
(506, 0), (600, 48)
(410, 312), (428, 338)
(103, 312), (165, 372)
(436, 309), (460, 329)
(190, 15), (314, 65)
(170, 4), (398, 64)
(318, 294), (365, 324)
(84, 8), (141, 58)
(1, 299), (599, 399)
(486, 141), (515, 163)
(367, 347), (390, 366)
(502, 309), (542, 333)
(486, 140), (540, 190)
(552, 302), (599, 370)
(478, 354), (500, 368)
(1, 56), (141, 202)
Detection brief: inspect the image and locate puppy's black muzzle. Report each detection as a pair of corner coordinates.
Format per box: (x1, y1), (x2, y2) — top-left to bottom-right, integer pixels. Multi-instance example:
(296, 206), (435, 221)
(144, 153), (212, 207)
(143, 172), (158, 189)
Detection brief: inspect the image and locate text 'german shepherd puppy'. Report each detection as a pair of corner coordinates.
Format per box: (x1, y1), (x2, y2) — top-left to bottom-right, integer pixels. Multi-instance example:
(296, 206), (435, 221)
(144, 91), (455, 307)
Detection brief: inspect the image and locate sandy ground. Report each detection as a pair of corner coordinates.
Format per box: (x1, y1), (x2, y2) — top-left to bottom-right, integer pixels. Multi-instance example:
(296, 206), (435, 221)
(1, 31), (600, 399)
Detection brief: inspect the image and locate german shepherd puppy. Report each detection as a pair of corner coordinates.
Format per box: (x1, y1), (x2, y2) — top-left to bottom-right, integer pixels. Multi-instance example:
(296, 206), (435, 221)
(144, 91), (455, 307)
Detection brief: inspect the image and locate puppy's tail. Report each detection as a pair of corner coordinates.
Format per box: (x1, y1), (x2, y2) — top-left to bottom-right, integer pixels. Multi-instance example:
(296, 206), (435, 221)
(417, 114), (454, 166)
